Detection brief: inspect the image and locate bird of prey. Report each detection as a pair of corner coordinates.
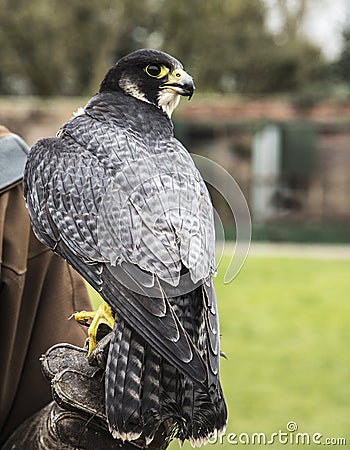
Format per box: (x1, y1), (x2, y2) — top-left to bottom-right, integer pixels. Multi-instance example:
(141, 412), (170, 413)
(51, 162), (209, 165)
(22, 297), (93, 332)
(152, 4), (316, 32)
(24, 49), (227, 447)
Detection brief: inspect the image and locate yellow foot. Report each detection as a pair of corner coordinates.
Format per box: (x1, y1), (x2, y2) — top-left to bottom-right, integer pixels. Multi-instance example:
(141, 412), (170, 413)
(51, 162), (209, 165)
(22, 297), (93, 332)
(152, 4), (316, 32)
(73, 301), (114, 355)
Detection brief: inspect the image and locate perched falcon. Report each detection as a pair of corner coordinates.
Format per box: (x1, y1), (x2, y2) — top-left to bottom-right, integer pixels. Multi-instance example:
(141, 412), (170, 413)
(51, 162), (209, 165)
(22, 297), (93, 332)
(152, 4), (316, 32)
(24, 49), (227, 447)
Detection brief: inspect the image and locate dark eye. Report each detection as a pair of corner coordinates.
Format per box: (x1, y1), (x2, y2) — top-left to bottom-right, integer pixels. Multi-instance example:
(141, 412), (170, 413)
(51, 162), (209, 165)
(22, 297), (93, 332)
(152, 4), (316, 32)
(145, 64), (169, 78)
(146, 64), (162, 77)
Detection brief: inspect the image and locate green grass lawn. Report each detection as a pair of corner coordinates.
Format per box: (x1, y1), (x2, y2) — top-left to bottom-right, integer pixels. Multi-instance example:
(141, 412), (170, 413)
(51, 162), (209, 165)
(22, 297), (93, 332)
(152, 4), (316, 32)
(87, 255), (350, 449)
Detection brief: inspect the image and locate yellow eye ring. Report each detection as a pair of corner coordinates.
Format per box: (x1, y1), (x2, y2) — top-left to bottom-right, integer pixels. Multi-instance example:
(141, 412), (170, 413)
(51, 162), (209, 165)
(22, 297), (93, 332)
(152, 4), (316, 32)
(145, 64), (169, 79)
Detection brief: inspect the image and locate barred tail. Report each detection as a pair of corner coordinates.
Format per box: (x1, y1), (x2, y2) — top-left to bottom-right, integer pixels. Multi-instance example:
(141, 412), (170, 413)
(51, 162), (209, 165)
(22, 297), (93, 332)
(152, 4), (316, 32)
(105, 317), (227, 447)
(105, 318), (144, 441)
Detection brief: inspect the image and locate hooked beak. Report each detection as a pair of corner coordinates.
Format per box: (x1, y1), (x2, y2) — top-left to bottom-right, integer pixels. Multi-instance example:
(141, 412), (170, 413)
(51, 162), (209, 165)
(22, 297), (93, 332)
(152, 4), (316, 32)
(160, 68), (195, 100)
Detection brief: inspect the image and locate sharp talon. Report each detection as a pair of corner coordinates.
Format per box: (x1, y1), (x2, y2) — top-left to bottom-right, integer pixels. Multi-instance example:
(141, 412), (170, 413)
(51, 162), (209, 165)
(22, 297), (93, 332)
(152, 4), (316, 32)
(71, 310), (96, 327)
(72, 302), (115, 355)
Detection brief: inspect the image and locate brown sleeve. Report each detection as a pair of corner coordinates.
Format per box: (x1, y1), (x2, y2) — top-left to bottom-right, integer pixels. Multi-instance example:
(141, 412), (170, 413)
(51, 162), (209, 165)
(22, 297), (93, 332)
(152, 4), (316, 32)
(0, 181), (92, 443)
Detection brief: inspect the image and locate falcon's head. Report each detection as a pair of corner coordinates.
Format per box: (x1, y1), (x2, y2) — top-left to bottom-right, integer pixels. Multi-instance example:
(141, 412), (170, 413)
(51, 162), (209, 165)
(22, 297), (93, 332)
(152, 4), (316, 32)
(100, 49), (195, 117)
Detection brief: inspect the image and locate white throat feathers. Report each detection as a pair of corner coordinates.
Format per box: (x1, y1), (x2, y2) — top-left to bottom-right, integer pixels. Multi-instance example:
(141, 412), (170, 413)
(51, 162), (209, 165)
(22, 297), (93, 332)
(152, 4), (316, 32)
(157, 89), (181, 118)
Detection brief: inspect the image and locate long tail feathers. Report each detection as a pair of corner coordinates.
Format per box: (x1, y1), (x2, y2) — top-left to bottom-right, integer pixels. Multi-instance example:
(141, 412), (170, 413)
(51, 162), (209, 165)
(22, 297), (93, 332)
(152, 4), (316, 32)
(105, 316), (227, 447)
(106, 319), (144, 441)
(140, 344), (162, 444)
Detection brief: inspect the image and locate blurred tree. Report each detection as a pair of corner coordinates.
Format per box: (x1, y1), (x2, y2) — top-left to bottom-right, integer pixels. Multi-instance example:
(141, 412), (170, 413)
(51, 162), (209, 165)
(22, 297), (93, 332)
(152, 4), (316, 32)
(260, 39), (327, 92)
(0, 0), (121, 95)
(273, 0), (307, 41)
(335, 16), (350, 86)
(0, 0), (327, 95)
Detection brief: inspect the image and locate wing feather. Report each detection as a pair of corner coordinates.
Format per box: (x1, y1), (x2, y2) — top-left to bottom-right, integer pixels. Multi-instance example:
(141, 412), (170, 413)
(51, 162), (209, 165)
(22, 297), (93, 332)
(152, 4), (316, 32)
(24, 114), (214, 385)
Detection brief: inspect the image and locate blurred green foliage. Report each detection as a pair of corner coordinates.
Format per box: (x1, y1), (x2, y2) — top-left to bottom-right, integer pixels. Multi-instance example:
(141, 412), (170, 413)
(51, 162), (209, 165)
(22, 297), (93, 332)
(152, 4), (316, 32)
(0, 0), (329, 96)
